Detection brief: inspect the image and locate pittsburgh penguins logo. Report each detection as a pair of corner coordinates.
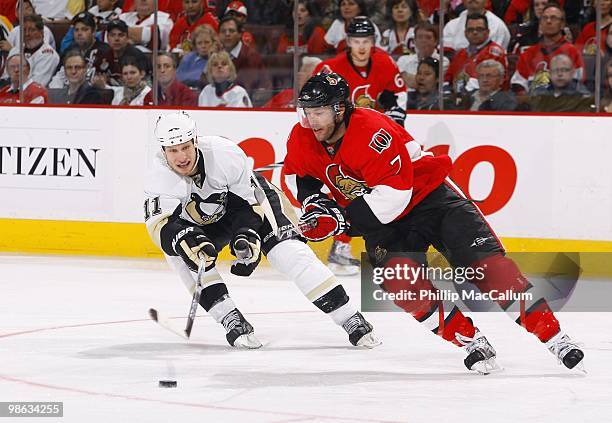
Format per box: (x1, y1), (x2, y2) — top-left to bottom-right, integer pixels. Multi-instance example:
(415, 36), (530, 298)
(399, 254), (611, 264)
(326, 164), (371, 201)
(369, 128), (392, 154)
(185, 191), (227, 225)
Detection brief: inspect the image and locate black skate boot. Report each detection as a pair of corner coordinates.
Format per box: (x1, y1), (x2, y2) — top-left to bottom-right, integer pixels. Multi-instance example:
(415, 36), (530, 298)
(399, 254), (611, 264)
(456, 328), (500, 374)
(221, 309), (262, 349)
(342, 312), (381, 348)
(546, 331), (585, 371)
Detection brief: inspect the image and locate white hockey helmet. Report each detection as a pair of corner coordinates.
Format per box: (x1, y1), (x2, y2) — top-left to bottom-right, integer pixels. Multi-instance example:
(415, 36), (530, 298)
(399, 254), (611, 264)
(155, 111), (197, 147)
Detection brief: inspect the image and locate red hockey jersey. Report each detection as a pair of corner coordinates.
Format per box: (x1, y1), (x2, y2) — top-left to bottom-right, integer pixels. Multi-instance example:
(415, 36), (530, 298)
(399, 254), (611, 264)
(284, 108), (451, 226)
(445, 40), (507, 90)
(314, 49), (405, 109)
(511, 37), (584, 91)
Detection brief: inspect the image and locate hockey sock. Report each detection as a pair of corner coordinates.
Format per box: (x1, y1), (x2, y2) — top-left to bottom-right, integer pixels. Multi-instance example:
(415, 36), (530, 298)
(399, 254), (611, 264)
(382, 257), (476, 346)
(267, 239), (358, 326)
(471, 254), (561, 343)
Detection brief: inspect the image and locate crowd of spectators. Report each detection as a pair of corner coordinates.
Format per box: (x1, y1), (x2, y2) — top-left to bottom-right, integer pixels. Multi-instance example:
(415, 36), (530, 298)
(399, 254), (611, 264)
(0, 0), (610, 113)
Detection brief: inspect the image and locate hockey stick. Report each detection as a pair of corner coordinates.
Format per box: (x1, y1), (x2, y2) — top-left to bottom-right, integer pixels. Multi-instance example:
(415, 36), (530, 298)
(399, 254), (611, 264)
(254, 161), (284, 172)
(149, 258), (207, 340)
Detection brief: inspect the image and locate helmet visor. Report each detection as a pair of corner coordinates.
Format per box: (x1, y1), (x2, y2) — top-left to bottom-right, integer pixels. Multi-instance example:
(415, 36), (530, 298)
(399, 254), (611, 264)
(297, 105), (336, 129)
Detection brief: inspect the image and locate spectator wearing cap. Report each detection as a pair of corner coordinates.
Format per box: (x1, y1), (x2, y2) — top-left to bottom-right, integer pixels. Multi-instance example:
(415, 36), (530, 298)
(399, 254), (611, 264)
(511, 4), (584, 94)
(176, 23), (220, 87)
(324, 0), (382, 52)
(198, 49), (251, 107)
(49, 12), (114, 88)
(59, 0), (123, 52)
(6, 14), (59, 86)
(5, 1), (56, 50)
(222, 1), (254, 47)
(96, 19), (149, 86)
(110, 54), (151, 105)
(396, 22), (448, 90)
(31, 0), (85, 22)
(277, 0), (326, 54)
(445, 13), (507, 95)
(218, 15), (269, 94)
(529, 53), (594, 112)
(443, 0), (510, 53)
(144, 52), (197, 105)
(216, 0), (290, 25)
(51, 49), (103, 104)
(464, 59), (517, 111)
(119, 0), (174, 52)
(169, 0), (219, 53)
(0, 51), (48, 103)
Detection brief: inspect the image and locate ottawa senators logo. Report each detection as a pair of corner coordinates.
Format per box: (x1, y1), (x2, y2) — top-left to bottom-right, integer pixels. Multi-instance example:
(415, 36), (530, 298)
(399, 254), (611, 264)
(352, 85), (376, 109)
(369, 128), (392, 153)
(326, 164), (371, 200)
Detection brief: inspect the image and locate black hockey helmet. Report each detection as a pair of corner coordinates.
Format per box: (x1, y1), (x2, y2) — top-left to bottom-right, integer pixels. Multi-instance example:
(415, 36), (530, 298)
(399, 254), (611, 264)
(297, 73), (350, 109)
(346, 16), (375, 38)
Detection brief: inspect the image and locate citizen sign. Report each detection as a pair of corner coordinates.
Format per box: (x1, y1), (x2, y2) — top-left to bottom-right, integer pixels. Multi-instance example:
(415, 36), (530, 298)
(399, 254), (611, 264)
(0, 146), (99, 177)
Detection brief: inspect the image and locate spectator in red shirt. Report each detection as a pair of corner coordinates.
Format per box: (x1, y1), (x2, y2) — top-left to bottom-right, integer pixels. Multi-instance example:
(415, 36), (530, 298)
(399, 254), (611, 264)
(169, 0), (219, 53)
(445, 13), (507, 94)
(145, 52), (197, 105)
(575, 0), (611, 56)
(219, 15), (269, 94)
(511, 3), (584, 94)
(277, 0), (326, 54)
(222, 1), (254, 47)
(0, 51), (47, 103)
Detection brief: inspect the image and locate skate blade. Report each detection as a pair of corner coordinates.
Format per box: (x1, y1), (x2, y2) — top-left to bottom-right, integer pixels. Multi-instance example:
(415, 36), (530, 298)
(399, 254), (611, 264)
(233, 333), (263, 349)
(471, 358), (503, 375)
(328, 263), (360, 276)
(572, 360), (587, 374)
(356, 332), (382, 349)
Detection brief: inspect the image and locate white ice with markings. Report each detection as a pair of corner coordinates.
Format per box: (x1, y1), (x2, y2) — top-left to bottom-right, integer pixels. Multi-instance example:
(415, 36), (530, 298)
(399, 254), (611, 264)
(1, 254), (611, 422)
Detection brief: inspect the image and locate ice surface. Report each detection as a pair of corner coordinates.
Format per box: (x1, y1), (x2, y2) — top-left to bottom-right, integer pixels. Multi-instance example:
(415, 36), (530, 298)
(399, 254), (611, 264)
(1, 254), (610, 422)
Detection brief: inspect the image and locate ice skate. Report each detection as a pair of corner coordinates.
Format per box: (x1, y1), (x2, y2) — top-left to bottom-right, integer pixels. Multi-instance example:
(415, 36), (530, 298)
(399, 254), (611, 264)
(328, 240), (360, 276)
(342, 312), (381, 348)
(221, 309), (262, 349)
(546, 331), (585, 372)
(456, 329), (500, 374)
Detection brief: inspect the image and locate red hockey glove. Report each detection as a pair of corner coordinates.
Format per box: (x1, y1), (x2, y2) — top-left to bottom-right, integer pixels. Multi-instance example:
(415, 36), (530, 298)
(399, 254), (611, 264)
(299, 194), (348, 241)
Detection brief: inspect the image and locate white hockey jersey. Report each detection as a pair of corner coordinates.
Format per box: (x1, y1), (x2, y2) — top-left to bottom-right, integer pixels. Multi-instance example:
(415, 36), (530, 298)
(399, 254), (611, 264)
(144, 136), (258, 249)
(198, 83), (252, 108)
(119, 10), (174, 52)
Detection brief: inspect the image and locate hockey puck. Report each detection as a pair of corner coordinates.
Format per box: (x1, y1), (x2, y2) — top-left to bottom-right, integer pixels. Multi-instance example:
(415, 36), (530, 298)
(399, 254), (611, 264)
(158, 380), (177, 388)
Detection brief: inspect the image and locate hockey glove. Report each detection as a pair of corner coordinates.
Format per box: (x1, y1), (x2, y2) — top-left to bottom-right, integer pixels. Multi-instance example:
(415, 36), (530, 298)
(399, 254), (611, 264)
(377, 90), (398, 110)
(299, 194), (348, 242)
(385, 106), (406, 126)
(230, 227), (262, 276)
(172, 227), (217, 272)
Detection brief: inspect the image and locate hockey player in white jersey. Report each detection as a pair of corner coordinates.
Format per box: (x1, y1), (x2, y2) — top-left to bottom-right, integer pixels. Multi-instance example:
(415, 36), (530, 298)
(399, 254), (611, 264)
(144, 111), (380, 349)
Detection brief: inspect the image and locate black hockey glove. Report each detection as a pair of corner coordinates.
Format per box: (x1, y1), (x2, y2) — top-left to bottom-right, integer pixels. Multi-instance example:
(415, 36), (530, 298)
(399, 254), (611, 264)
(299, 193), (348, 241)
(230, 227), (262, 276)
(172, 227), (217, 272)
(377, 90), (398, 110)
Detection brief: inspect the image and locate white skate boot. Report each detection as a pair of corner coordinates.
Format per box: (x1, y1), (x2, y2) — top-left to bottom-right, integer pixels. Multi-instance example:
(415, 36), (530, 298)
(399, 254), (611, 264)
(328, 240), (360, 276)
(456, 329), (501, 374)
(546, 331), (585, 371)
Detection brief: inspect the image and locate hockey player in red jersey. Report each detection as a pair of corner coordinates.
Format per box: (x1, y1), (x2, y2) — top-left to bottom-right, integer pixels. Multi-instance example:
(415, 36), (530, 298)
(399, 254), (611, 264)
(283, 72), (585, 373)
(315, 16), (407, 127)
(314, 16), (408, 275)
